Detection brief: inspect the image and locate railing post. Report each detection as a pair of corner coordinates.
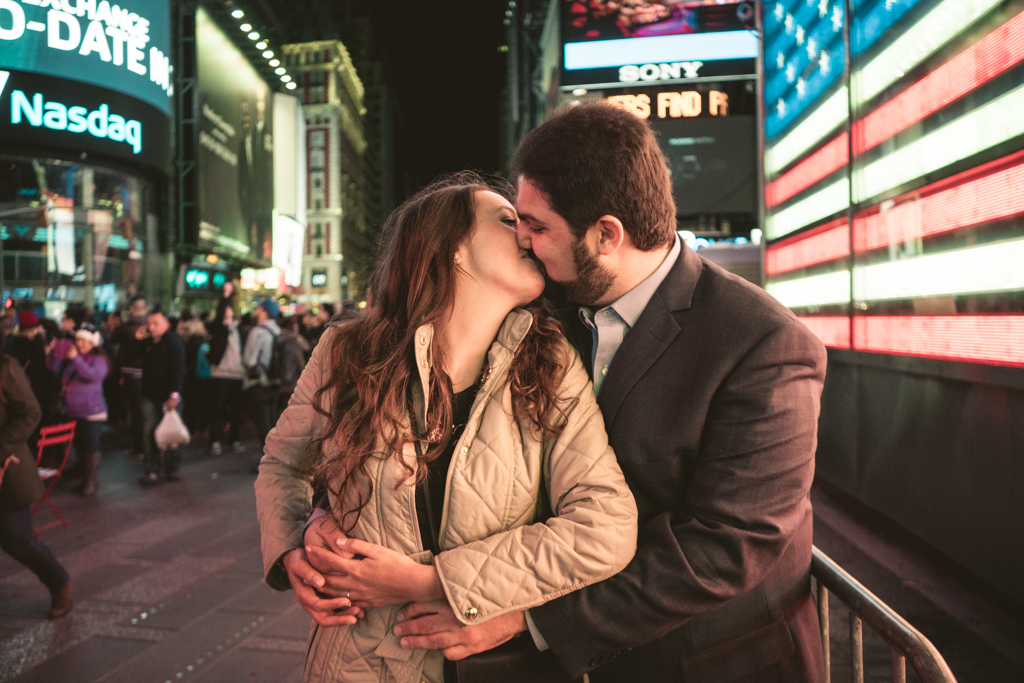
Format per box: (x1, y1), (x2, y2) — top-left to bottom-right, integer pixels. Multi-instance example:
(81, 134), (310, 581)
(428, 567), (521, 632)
(818, 580), (831, 683)
(891, 648), (906, 683)
(850, 613), (864, 683)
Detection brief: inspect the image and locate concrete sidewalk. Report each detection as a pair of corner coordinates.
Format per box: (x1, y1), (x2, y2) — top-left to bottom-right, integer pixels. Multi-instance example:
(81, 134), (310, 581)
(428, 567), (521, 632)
(0, 440), (309, 683)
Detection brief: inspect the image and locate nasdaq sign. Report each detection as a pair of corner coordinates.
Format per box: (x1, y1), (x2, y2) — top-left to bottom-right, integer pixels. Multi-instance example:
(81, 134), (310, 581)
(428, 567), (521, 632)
(0, 68), (169, 170)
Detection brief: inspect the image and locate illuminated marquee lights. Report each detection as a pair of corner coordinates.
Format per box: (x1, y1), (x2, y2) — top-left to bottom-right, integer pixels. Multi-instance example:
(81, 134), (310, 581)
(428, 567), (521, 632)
(766, 269), (851, 308)
(854, 156), (1024, 252)
(853, 81), (1024, 202)
(853, 316), (1024, 366)
(766, 133), (848, 207)
(853, 0), (1005, 106)
(766, 177), (849, 240)
(853, 237), (1024, 302)
(797, 316), (851, 349)
(765, 87), (847, 177)
(851, 0), (924, 55)
(766, 220), (849, 275)
(854, 10), (1024, 154)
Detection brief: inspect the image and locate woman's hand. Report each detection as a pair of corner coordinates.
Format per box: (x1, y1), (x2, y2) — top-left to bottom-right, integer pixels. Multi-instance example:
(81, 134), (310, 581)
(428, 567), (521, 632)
(283, 547), (364, 627)
(305, 538), (445, 609)
(65, 346), (78, 360)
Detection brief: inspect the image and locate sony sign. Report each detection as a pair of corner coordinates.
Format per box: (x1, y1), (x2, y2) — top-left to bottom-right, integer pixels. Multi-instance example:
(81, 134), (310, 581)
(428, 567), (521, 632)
(619, 61), (704, 83)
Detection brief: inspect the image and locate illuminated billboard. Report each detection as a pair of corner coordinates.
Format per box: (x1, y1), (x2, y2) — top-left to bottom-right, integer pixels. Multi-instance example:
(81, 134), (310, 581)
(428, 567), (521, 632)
(604, 79), (757, 219)
(0, 0), (172, 115)
(195, 6), (274, 262)
(0, 0), (171, 170)
(0, 68), (170, 169)
(561, 1), (757, 87)
(762, 0), (1024, 367)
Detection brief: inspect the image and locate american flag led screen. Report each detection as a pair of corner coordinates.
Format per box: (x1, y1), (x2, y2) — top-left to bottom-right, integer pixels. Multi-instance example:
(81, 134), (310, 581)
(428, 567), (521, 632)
(763, 0), (1024, 367)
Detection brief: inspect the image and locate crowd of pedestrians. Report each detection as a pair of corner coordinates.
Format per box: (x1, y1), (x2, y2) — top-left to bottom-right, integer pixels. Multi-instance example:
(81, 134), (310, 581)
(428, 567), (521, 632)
(0, 285), (359, 618)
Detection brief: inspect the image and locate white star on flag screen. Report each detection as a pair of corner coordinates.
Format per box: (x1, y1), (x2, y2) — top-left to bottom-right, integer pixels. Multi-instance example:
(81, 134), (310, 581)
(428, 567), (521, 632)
(762, 0), (1024, 368)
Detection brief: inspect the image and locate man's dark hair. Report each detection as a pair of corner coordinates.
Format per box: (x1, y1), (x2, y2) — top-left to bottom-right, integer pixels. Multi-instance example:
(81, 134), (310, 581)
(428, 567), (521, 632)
(278, 315), (298, 333)
(129, 294), (146, 307)
(511, 101), (676, 251)
(64, 305), (87, 328)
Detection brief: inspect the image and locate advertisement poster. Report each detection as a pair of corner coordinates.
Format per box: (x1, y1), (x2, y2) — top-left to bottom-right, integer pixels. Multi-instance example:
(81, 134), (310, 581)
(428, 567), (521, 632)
(560, 1), (757, 86)
(196, 7), (274, 262)
(562, 0), (754, 42)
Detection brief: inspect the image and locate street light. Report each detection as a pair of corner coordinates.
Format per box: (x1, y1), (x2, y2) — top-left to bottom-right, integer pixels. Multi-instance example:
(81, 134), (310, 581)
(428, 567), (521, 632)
(285, 82), (296, 90)
(231, 9), (244, 18)
(256, 41), (267, 49)
(248, 32), (259, 40)
(240, 23), (251, 31)
(269, 59), (280, 66)
(275, 67), (285, 75)
(262, 50), (273, 58)
(281, 75), (291, 82)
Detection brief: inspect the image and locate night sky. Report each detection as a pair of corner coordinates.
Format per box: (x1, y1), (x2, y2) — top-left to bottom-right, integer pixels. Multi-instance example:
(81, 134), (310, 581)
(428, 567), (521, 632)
(265, 0), (509, 191)
(367, 1), (508, 188)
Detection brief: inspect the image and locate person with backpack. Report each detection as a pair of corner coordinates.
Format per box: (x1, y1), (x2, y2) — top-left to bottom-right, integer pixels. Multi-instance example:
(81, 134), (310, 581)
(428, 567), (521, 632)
(242, 298), (281, 453)
(270, 316), (309, 413)
(207, 283), (247, 457)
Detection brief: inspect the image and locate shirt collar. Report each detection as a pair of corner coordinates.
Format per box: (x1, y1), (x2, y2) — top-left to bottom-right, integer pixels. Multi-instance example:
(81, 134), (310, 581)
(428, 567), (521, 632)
(603, 234), (681, 329)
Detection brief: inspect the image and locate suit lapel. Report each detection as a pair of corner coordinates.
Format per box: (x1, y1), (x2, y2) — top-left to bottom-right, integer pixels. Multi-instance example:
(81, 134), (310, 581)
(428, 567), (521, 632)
(597, 244), (703, 427)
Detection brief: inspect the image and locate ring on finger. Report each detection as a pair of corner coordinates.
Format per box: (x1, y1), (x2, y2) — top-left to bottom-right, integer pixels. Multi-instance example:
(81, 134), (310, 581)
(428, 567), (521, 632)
(345, 589), (351, 599)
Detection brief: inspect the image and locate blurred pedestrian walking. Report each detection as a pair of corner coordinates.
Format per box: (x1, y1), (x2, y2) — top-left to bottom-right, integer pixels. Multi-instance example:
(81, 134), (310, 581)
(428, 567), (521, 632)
(61, 326), (109, 496)
(111, 296), (149, 460)
(0, 328), (72, 619)
(207, 283), (246, 457)
(242, 298), (280, 452)
(137, 311), (186, 486)
(3, 311), (58, 445)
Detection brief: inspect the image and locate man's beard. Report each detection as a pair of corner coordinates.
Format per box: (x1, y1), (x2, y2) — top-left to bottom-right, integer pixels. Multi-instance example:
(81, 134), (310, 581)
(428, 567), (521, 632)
(544, 237), (615, 306)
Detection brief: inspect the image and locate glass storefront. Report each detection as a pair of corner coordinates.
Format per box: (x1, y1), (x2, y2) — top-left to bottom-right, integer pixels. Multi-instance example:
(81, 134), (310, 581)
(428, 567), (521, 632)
(0, 155), (157, 320)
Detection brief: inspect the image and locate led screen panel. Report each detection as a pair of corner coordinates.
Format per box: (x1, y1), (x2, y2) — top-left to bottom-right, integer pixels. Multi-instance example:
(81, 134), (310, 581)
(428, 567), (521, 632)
(195, 7), (274, 262)
(604, 80), (757, 218)
(0, 67), (170, 171)
(561, 1), (756, 87)
(763, 0), (1024, 368)
(0, 0), (172, 116)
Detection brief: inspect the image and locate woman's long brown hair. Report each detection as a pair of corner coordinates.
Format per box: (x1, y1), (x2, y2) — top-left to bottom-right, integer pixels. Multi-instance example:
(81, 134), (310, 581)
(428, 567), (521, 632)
(309, 172), (570, 532)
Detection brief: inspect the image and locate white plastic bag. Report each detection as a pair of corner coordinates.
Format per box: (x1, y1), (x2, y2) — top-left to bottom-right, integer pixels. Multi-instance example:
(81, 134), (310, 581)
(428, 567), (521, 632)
(155, 409), (190, 450)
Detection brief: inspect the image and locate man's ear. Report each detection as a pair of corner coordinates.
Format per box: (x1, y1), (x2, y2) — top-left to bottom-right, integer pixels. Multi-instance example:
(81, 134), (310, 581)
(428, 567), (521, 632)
(593, 215), (625, 256)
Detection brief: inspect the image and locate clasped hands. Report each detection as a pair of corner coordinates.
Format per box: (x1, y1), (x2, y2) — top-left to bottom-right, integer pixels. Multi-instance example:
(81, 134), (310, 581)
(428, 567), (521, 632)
(284, 514), (526, 659)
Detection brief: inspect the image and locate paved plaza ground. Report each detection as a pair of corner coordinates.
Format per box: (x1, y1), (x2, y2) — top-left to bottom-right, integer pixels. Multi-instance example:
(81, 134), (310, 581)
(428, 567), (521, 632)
(1, 437), (1021, 682)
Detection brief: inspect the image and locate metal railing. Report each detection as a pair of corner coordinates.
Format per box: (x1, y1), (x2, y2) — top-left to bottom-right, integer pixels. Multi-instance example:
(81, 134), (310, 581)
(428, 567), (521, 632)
(811, 547), (958, 683)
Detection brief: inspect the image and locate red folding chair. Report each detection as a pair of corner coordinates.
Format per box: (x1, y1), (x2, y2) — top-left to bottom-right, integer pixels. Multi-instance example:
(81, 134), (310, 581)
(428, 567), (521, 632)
(32, 421), (77, 535)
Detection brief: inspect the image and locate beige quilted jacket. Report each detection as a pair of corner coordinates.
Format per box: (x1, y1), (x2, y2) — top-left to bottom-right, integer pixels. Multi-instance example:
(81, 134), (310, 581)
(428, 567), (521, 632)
(255, 309), (638, 683)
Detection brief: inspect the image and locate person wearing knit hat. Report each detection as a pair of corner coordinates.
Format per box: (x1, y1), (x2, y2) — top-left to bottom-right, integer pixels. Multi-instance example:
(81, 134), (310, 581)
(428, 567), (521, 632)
(17, 310), (40, 331)
(257, 297), (280, 319)
(62, 324), (109, 496)
(3, 310), (54, 437)
(242, 298), (282, 456)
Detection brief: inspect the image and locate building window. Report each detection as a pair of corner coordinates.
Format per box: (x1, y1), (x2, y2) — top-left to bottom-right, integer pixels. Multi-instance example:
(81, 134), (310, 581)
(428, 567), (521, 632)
(316, 244), (322, 257)
(313, 177), (322, 189)
(311, 131), (324, 147)
(310, 150), (324, 170)
(313, 222), (323, 238)
(315, 199), (321, 210)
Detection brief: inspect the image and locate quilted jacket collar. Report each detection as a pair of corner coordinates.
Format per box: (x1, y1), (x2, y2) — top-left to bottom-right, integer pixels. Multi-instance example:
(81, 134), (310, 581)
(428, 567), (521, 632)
(411, 308), (534, 427)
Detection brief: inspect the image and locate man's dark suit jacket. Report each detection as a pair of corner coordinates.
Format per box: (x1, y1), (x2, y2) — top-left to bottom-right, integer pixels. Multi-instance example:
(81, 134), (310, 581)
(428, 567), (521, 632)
(531, 243), (827, 683)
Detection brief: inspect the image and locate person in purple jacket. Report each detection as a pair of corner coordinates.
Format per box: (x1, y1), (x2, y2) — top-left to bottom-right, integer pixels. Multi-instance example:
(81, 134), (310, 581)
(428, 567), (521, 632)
(61, 326), (109, 496)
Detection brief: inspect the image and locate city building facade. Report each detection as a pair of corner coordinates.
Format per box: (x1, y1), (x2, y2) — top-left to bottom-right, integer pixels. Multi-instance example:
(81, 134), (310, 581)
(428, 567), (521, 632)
(282, 40), (366, 307)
